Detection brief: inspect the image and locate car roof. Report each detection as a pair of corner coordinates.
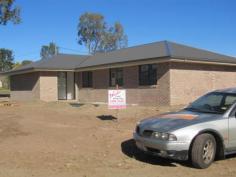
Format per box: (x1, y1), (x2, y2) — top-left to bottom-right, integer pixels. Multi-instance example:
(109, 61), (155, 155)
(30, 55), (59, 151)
(214, 87), (236, 94)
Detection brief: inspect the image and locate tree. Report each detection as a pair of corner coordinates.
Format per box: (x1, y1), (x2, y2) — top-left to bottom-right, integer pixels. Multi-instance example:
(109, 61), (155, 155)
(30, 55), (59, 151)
(40, 42), (59, 60)
(98, 22), (128, 52)
(21, 60), (32, 65)
(0, 0), (21, 25)
(0, 48), (14, 71)
(77, 13), (105, 54)
(77, 12), (128, 54)
(12, 61), (21, 69)
(12, 60), (32, 69)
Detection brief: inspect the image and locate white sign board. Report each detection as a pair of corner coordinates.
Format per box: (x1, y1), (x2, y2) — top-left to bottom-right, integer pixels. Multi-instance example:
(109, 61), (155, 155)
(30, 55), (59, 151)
(108, 90), (126, 109)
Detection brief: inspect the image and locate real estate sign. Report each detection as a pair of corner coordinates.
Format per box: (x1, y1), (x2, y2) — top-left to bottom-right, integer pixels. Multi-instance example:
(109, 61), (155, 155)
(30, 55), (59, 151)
(108, 90), (126, 109)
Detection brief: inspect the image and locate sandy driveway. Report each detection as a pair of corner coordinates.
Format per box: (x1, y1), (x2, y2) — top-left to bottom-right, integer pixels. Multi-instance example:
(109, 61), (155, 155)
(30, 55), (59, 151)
(0, 101), (235, 177)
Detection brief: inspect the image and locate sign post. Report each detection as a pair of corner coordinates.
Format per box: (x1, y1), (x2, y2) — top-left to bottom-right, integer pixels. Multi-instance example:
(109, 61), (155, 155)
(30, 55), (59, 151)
(108, 88), (126, 120)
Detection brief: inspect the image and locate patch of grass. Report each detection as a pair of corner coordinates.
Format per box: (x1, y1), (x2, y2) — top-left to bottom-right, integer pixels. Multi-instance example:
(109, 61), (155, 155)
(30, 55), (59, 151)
(0, 88), (10, 94)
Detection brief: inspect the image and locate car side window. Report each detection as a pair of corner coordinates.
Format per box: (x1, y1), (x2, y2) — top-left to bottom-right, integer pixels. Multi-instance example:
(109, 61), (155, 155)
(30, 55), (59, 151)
(225, 95), (236, 106)
(224, 95), (236, 116)
(229, 103), (236, 117)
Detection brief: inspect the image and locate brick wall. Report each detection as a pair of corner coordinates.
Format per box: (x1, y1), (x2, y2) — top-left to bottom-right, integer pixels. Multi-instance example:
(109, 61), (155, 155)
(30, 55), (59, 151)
(39, 71), (58, 102)
(156, 63), (171, 106)
(10, 62), (236, 106)
(76, 63), (170, 106)
(93, 69), (110, 89)
(10, 72), (40, 101)
(170, 62), (236, 106)
(123, 66), (138, 88)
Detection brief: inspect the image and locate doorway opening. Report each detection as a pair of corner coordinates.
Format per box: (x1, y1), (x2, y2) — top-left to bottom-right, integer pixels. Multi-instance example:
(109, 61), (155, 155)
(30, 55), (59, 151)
(58, 72), (75, 100)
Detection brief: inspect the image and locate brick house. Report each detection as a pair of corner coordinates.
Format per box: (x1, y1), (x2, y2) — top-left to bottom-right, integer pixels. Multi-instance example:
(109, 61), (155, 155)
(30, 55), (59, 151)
(4, 41), (236, 106)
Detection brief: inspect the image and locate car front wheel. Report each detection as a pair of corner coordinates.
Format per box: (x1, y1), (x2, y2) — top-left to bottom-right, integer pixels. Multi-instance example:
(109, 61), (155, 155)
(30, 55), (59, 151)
(191, 133), (216, 169)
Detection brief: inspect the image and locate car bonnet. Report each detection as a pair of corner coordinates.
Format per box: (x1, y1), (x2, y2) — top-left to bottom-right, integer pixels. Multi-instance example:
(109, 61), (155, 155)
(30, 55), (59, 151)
(139, 110), (223, 132)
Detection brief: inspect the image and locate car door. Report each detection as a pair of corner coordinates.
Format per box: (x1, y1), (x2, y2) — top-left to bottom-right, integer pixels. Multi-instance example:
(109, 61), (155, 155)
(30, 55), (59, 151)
(228, 115), (236, 149)
(227, 96), (236, 150)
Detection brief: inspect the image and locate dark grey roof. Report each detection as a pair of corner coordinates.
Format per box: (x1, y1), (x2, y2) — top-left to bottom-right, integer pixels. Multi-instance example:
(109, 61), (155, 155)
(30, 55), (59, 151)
(3, 41), (236, 75)
(7, 54), (89, 73)
(168, 41), (236, 63)
(76, 41), (168, 68)
(76, 41), (236, 69)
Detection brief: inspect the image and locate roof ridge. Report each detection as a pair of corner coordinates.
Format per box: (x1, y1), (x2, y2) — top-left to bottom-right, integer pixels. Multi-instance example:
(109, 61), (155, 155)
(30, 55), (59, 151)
(57, 53), (90, 57)
(93, 40), (170, 56)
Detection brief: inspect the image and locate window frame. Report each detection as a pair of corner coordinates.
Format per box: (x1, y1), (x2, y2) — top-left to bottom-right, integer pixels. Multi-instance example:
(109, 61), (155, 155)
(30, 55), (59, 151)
(229, 103), (236, 117)
(139, 64), (157, 86)
(109, 68), (124, 87)
(82, 71), (93, 88)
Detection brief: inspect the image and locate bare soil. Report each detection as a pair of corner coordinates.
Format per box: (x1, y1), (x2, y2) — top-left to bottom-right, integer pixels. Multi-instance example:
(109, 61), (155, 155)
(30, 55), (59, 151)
(0, 101), (235, 177)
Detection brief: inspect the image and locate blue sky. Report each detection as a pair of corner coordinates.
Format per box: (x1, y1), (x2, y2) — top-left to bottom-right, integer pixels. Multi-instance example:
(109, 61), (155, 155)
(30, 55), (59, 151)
(0, 0), (235, 62)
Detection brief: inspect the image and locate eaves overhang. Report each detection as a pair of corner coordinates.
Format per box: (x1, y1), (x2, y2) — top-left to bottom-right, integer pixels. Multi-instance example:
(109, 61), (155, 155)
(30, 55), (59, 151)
(3, 57), (236, 76)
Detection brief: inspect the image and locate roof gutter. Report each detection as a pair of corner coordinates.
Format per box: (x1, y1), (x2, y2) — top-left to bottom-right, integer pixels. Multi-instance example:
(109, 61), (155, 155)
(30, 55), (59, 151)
(3, 68), (74, 76)
(74, 57), (170, 72)
(171, 58), (236, 66)
(75, 57), (236, 72)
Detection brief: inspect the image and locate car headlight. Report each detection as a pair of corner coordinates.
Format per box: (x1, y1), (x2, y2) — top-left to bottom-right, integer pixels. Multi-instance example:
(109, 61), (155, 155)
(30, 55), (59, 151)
(152, 132), (177, 141)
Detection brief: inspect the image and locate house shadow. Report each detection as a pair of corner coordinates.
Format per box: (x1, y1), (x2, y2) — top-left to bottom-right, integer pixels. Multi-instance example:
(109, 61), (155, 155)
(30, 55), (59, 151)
(69, 103), (84, 107)
(121, 139), (192, 167)
(93, 104), (100, 107)
(97, 115), (118, 121)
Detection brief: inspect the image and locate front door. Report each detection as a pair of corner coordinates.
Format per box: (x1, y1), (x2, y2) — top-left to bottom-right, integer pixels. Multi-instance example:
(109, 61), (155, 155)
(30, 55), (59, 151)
(58, 72), (67, 100)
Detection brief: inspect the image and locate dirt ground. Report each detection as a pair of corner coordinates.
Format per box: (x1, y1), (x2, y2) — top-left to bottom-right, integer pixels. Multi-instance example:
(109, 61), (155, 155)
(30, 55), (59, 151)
(0, 101), (236, 177)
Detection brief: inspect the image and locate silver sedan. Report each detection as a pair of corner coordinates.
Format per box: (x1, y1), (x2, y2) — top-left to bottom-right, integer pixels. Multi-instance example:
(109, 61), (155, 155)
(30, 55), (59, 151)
(133, 88), (236, 169)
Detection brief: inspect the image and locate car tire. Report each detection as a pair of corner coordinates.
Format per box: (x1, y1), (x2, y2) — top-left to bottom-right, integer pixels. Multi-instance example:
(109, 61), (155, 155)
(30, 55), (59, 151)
(191, 133), (216, 169)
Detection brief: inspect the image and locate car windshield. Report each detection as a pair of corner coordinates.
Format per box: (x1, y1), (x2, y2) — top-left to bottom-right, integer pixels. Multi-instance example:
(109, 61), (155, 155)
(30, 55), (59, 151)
(185, 92), (236, 114)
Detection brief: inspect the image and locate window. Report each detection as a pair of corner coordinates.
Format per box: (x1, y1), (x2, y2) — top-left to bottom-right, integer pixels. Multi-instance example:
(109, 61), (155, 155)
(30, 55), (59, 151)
(82, 71), (93, 88)
(110, 68), (123, 87)
(139, 64), (157, 85)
